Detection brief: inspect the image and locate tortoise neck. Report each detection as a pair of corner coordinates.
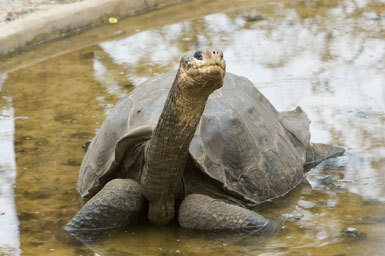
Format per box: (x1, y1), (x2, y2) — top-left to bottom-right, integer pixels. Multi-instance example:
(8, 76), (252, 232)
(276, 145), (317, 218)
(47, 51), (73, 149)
(141, 76), (208, 225)
(145, 80), (206, 166)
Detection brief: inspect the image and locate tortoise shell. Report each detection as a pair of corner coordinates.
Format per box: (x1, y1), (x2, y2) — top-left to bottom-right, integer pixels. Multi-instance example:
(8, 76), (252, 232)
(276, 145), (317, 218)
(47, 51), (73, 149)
(77, 71), (310, 205)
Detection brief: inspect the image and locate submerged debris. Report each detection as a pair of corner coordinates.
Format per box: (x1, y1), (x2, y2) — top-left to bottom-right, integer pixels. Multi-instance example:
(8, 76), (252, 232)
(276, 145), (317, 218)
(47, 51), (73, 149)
(298, 200), (316, 209)
(245, 15), (265, 22)
(282, 211), (304, 222)
(108, 17), (118, 24)
(341, 227), (367, 240)
(319, 175), (333, 186)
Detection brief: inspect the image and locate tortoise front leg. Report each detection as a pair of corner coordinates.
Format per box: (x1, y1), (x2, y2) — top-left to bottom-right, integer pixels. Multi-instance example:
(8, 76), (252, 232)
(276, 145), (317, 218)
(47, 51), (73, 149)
(178, 194), (269, 232)
(65, 179), (146, 232)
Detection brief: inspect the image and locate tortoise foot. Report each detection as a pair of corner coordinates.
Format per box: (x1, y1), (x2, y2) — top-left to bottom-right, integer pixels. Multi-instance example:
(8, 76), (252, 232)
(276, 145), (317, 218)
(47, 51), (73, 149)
(65, 179), (146, 232)
(178, 194), (269, 232)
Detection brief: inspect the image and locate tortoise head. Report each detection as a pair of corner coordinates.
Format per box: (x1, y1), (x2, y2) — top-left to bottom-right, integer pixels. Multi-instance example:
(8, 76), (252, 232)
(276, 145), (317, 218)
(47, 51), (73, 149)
(176, 49), (226, 99)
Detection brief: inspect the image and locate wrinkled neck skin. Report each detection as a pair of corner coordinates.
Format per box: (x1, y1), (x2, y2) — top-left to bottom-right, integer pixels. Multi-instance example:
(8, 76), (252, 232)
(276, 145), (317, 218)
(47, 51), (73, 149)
(141, 69), (220, 225)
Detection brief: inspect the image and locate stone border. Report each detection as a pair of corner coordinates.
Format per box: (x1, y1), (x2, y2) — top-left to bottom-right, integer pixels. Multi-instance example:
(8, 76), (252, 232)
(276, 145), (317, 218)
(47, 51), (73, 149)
(0, 0), (186, 58)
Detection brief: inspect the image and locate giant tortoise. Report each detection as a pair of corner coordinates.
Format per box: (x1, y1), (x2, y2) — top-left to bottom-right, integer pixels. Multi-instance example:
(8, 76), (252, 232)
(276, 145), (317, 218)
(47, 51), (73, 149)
(65, 49), (344, 233)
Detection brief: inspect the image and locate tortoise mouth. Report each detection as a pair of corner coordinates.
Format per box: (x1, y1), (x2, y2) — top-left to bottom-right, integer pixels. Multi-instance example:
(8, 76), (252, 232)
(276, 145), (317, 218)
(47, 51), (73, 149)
(193, 60), (226, 74)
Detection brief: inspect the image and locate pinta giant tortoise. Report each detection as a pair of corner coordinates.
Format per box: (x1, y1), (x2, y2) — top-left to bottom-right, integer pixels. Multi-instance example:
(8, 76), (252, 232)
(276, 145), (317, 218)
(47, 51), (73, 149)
(65, 49), (344, 233)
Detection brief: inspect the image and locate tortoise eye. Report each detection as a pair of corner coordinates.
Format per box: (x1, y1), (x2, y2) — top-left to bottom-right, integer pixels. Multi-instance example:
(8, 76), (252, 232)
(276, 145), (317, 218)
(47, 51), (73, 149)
(193, 51), (203, 60)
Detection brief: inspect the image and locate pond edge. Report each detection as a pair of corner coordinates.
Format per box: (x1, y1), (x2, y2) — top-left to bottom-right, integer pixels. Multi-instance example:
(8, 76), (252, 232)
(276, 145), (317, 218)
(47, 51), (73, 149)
(0, 0), (188, 59)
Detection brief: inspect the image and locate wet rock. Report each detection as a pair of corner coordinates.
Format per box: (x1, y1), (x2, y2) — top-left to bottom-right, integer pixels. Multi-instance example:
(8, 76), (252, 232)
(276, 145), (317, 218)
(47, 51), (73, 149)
(341, 227), (367, 240)
(298, 200), (316, 209)
(282, 211), (303, 221)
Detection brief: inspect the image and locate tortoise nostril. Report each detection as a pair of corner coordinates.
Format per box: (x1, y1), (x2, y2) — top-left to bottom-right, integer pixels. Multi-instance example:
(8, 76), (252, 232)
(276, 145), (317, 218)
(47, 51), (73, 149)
(212, 50), (223, 59)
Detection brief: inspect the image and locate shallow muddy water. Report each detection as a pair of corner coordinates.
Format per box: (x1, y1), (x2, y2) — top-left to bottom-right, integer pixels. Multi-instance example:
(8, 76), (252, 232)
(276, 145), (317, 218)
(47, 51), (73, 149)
(0, 0), (384, 255)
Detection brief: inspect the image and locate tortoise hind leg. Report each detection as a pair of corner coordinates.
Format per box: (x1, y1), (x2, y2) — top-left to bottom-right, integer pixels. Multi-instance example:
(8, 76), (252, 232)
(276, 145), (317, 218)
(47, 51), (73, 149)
(178, 194), (269, 232)
(305, 143), (345, 168)
(279, 107), (345, 168)
(65, 179), (146, 232)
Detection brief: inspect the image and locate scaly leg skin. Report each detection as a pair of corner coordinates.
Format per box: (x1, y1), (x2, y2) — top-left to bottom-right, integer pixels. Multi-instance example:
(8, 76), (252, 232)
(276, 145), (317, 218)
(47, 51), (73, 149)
(305, 142), (345, 168)
(178, 194), (269, 233)
(65, 179), (146, 233)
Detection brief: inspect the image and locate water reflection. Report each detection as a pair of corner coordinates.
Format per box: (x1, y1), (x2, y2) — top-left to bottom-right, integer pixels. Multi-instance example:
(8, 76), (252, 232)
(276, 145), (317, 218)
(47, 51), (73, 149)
(0, 74), (20, 256)
(99, 0), (385, 202)
(0, 0), (384, 255)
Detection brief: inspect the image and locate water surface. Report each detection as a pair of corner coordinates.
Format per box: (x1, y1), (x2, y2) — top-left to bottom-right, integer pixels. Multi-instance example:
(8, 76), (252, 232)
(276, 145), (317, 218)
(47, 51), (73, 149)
(0, 0), (384, 255)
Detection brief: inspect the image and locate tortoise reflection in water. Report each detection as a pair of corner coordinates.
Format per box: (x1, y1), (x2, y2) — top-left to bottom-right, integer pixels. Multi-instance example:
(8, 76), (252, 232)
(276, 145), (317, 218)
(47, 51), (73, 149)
(65, 49), (344, 233)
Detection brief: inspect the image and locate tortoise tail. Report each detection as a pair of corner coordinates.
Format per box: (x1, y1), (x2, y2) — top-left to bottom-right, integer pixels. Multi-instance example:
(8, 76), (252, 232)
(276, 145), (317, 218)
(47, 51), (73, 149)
(305, 143), (345, 169)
